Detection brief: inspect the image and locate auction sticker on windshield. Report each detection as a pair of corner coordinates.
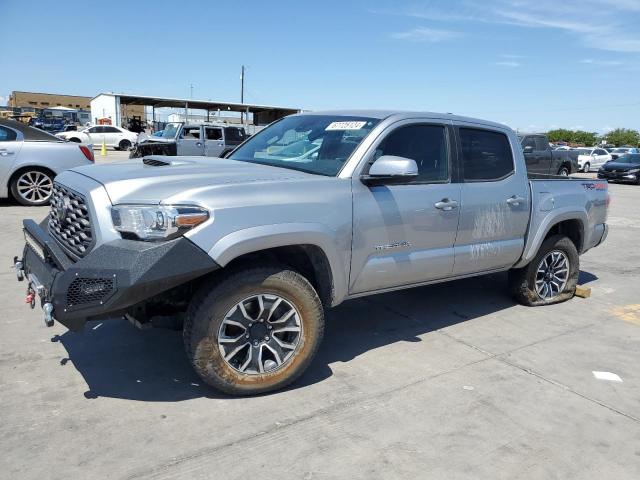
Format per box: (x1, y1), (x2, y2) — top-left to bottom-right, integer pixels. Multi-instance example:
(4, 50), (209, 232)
(325, 121), (367, 131)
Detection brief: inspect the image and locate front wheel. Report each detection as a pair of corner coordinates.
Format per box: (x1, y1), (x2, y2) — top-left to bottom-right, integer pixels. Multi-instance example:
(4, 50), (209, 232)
(558, 165), (570, 176)
(582, 162), (590, 173)
(183, 266), (324, 395)
(508, 235), (579, 306)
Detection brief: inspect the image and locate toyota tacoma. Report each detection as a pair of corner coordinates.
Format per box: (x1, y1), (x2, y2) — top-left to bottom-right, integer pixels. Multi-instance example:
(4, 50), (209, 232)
(15, 111), (609, 395)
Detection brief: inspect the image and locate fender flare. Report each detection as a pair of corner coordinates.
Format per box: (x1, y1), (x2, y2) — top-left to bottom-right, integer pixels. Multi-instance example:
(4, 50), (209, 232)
(514, 207), (588, 268)
(208, 223), (349, 305)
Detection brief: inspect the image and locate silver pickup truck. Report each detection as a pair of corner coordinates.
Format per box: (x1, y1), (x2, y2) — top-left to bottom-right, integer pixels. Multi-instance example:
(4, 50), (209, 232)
(15, 110), (609, 395)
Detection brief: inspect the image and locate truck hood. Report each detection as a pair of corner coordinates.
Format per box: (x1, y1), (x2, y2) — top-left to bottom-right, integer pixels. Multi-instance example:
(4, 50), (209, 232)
(70, 157), (318, 204)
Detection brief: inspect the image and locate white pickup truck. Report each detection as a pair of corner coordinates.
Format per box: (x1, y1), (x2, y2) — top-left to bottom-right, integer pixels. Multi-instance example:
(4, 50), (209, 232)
(16, 110), (609, 395)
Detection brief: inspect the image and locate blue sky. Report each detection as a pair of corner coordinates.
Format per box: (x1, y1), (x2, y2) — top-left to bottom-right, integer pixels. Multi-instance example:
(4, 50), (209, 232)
(1, 0), (639, 133)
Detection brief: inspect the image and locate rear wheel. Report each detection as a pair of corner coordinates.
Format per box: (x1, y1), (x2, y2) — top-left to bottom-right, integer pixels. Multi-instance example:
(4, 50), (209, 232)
(183, 265), (324, 395)
(119, 139), (132, 151)
(508, 234), (579, 306)
(10, 169), (54, 206)
(582, 162), (590, 173)
(558, 165), (570, 176)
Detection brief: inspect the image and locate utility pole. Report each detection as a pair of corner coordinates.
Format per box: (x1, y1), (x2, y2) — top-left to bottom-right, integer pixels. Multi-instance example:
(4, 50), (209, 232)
(240, 66), (245, 124)
(190, 83), (194, 99)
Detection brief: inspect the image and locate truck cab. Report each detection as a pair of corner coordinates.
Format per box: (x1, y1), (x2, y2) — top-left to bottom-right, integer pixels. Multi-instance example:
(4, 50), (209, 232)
(519, 133), (577, 176)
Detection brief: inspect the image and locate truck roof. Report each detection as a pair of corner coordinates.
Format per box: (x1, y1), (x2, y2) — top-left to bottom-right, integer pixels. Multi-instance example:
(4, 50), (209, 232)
(298, 110), (511, 132)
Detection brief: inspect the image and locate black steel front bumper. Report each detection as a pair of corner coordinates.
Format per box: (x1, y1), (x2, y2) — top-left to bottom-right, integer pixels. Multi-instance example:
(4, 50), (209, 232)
(17, 219), (219, 331)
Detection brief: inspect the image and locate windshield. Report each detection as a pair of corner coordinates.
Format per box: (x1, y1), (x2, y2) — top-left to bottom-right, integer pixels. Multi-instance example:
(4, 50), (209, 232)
(227, 115), (380, 176)
(160, 123), (181, 139)
(615, 154), (640, 164)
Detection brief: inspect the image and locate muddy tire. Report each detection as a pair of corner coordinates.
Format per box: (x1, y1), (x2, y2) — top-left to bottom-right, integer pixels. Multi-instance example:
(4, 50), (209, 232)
(509, 234), (579, 306)
(183, 265), (324, 395)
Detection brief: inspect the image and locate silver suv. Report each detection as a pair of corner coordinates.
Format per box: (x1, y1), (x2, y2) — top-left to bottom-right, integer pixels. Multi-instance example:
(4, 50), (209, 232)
(16, 111), (609, 395)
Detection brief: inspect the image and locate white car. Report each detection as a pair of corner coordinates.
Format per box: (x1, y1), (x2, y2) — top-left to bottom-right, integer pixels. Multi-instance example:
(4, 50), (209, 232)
(0, 119), (94, 206)
(574, 147), (611, 172)
(56, 125), (139, 151)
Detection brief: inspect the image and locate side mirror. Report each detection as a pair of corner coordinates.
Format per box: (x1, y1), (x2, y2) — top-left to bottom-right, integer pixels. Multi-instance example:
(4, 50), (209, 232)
(523, 145), (534, 154)
(361, 155), (418, 186)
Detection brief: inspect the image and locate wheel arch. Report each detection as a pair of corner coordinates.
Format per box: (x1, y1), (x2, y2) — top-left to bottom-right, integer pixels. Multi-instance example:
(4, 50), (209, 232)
(205, 224), (349, 306)
(514, 211), (587, 268)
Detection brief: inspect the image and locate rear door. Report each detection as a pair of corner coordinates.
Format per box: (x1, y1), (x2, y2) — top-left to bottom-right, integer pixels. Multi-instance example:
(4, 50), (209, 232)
(453, 125), (530, 275)
(534, 136), (553, 174)
(204, 127), (224, 157)
(102, 126), (121, 146)
(522, 136), (543, 174)
(177, 126), (204, 155)
(350, 120), (461, 294)
(86, 126), (104, 144)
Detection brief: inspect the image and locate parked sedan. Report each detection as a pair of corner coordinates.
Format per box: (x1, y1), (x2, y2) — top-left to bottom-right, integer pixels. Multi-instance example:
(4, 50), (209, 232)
(56, 125), (139, 151)
(0, 119), (94, 206)
(609, 147), (640, 160)
(598, 154), (640, 184)
(574, 147), (611, 172)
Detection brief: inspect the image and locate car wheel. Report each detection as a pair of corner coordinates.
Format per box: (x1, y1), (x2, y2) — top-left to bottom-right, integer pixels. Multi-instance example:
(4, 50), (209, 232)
(183, 265), (324, 395)
(10, 169), (55, 206)
(508, 234), (579, 307)
(558, 166), (570, 176)
(582, 162), (590, 173)
(119, 139), (132, 151)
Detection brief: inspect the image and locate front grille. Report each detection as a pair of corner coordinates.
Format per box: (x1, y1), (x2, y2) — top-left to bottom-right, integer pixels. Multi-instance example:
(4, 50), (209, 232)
(48, 183), (94, 258)
(67, 277), (115, 307)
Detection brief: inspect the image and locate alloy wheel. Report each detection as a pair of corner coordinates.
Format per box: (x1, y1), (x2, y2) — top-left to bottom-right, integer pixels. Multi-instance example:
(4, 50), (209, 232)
(218, 294), (302, 374)
(16, 171), (53, 204)
(535, 250), (569, 300)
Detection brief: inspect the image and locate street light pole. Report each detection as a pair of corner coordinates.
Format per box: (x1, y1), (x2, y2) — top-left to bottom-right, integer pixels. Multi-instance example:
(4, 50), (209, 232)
(240, 65), (245, 124)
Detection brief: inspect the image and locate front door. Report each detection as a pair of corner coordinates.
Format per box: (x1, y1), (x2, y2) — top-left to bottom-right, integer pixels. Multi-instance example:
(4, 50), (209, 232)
(204, 127), (225, 157)
(453, 126), (530, 275)
(350, 122), (461, 294)
(177, 126), (204, 155)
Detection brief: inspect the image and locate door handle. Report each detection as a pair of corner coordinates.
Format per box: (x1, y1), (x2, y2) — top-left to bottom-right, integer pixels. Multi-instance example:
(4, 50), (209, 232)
(434, 199), (458, 211)
(0, 150), (14, 156)
(196, 142), (203, 147)
(506, 195), (526, 206)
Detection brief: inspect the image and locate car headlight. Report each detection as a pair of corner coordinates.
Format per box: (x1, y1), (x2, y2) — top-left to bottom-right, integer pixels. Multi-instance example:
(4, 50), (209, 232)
(628, 168), (640, 174)
(111, 205), (209, 241)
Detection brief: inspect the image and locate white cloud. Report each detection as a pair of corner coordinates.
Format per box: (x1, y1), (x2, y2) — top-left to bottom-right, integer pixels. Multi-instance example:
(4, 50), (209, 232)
(580, 58), (623, 66)
(391, 27), (463, 42)
(381, 0), (640, 53)
(494, 61), (521, 67)
(501, 54), (525, 59)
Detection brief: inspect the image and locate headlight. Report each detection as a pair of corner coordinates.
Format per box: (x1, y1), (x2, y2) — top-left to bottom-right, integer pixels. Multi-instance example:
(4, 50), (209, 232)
(628, 168), (640, 174)
(111, 205), (209, 241)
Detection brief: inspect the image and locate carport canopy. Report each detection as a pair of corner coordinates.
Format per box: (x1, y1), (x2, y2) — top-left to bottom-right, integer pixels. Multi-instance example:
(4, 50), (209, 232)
(113, 94), (301, 126)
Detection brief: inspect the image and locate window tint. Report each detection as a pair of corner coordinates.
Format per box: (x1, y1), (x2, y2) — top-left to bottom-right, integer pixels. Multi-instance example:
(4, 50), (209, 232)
(88, 126), (103, 133)
(522, 137), (536, 150)
(0, 126), (18, 142)
(205, 128), (222, 140)
(534, 137), (548, 151)
(374, 124), (448, 183)
(224, 127), (246, 143)
(596, 149), (607, 155)
(460, 128), (514, 181)
(104, 127), (120, 133)
(182, 127), (200, 139)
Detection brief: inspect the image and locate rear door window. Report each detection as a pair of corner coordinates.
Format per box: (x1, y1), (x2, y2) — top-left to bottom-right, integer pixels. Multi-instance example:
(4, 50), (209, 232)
(0, 126), (18, 142)
(459, 128), (515, 181)
(205, 128), (223, 140)
(534, 137), (549, 151)
(182, 127), (200, 139)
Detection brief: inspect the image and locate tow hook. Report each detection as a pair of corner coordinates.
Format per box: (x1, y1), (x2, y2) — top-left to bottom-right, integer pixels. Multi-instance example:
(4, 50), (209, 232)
(13, 256), (24, 282)
(43, 303), (55, 328)
(26, 286), (36, 309)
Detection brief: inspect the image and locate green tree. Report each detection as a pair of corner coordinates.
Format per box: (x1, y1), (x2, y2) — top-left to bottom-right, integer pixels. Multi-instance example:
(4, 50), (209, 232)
(605, 128), (640, 147)
(547, 129), (575, 143)
(572, 131), (598, 146)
